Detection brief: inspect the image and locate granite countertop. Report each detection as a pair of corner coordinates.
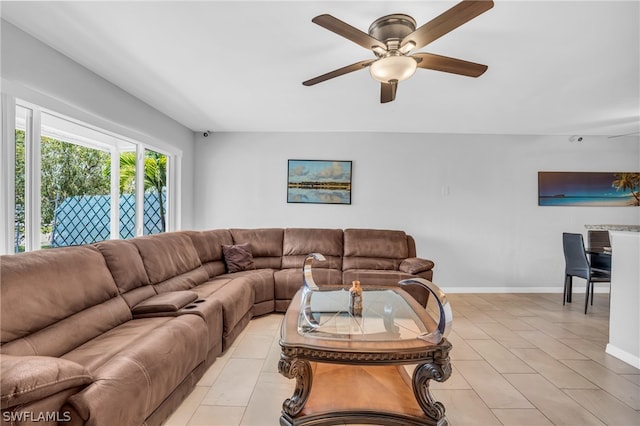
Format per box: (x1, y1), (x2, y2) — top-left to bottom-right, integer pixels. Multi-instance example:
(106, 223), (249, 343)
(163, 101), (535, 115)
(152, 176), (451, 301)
(585, 224), (640, 232)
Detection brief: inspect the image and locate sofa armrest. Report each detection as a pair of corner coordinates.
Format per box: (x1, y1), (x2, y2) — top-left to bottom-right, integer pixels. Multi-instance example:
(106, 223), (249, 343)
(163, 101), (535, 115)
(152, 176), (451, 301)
(399, 257), (435, 274)
(131, 290), (199, 315)
(1, 354), (93, 409)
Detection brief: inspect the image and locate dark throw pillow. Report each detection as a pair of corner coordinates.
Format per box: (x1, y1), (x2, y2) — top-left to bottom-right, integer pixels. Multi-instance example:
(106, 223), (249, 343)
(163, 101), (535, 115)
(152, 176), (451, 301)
(222, 243), (255, 273)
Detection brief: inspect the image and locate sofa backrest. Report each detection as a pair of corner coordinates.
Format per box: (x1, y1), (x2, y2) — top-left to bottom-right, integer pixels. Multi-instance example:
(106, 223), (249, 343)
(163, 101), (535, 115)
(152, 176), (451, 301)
(131, 232), (209, 293)
(342, 229), (410, 270)
(406, 234), (417, 258)
(94, 239), (154, 307)
(0, 246), (131, 357)
(281, 228), (343, 270)
(185, 229), (233, 277)
(230, 228), (283, 269)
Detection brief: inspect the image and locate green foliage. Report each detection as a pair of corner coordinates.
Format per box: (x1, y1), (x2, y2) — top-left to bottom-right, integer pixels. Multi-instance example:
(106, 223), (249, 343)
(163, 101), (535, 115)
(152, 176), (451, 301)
(117, 151), (167, 194)
(40, 136), (111, 227)
(14, 130), (168, 235)
(612, 173), (640, 205)
(111, 150), (167, 231)
(14, 131), (26, 243)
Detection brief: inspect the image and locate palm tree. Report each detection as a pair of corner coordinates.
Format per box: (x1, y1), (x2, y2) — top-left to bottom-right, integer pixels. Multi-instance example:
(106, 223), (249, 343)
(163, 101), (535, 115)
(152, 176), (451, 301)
(612, 173), (640, 206)
(119, 151), (167, 232)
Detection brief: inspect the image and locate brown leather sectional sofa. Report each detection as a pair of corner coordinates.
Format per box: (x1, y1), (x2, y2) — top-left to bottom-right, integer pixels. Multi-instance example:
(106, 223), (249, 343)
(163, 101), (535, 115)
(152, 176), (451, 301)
(1, 228), (435, 426)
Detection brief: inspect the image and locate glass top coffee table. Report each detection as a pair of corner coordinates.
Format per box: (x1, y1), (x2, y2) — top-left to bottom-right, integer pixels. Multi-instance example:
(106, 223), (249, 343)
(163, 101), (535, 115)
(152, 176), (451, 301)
(278, 285), (452, 426)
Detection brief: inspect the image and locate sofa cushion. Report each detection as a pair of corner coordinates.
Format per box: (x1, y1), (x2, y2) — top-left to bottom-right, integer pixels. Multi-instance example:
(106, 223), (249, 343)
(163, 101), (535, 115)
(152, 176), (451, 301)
(94, 240), (149, 293)
(200, 261), (227, 279)
(94, 239), (156, 308)
(222, 243), (256, 273)
(1, 355), (93, 409)
(132, 232), (202, 284)
(186, 229), (233, 278)
(273, 268), (343, 307)
(186, 229), (233, 263)
(230, 228), (283, 269)
(281, 228), (343, 269)
(0, 246), (127, 356)
(191, 277), (255, 350)
(343, 229), (409, 258)
(343, 256), (402, 271)
(399, 258), (435, 274)
(1, 297), (132, 358)
(115, 285), (158, 310)
(153, 268), (210, 293)
(65, 315), (208, 426)
(343, 229), (409, 270)
(230, 269), (275, 305)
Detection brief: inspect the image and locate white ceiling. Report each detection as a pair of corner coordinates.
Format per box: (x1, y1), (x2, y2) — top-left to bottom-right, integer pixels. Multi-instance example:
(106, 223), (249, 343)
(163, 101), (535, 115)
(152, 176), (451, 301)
(2, 1), (639, 137)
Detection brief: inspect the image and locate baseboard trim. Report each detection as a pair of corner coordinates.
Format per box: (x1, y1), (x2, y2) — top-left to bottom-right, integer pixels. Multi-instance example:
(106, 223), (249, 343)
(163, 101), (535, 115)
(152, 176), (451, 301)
(440, 284), (610, 294)
(605, 344), (640, 369)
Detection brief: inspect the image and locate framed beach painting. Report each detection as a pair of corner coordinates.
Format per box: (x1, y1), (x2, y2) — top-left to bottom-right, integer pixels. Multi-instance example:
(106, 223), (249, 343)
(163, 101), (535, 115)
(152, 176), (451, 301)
(538, 172), (640, 206)
(287, 160), (352, 204)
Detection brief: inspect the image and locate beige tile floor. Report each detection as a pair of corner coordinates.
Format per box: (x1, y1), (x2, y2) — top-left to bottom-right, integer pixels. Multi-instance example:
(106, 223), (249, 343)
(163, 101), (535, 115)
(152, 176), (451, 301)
(163, 293), (640, 426)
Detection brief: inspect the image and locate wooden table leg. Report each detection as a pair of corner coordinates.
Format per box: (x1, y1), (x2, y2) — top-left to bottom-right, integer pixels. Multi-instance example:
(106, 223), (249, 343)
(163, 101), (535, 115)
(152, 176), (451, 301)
(412, 345), (452, 425)
(279, 353), (312, 417)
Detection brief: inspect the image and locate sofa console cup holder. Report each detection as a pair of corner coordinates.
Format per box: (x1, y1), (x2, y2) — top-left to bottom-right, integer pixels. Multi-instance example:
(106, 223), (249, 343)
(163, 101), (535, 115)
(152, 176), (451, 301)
(194, 299), (205, 303)
(184, 305), (198, 310)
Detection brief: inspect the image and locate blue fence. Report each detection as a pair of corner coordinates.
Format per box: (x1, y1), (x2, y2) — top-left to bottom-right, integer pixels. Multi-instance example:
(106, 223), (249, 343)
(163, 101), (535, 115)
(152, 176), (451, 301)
(51, 192), (166, 247)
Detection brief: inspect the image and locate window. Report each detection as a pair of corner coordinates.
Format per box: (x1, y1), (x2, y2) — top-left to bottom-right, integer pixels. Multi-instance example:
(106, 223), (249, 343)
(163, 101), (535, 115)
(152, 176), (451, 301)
(143, 149), (168, 235)
(14, 105), (28, 252)
(3, 98), (177, 253)
(40, 132), (111, 248)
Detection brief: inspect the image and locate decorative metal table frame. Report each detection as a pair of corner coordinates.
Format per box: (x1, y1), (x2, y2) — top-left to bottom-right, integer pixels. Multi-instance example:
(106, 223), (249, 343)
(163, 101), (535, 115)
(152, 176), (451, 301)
(278, 285), (452, 426)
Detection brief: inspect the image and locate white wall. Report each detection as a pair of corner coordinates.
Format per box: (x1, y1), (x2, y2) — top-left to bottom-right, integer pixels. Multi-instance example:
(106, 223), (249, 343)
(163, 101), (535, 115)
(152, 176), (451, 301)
(194, 132), (639, 290)
(1, 20), (196, 228)
(2, 19), (635, 291)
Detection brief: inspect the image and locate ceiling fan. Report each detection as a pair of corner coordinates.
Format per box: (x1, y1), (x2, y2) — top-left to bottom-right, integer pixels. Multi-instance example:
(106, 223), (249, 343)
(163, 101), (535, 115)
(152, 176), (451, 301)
(303, 0), (494, 103)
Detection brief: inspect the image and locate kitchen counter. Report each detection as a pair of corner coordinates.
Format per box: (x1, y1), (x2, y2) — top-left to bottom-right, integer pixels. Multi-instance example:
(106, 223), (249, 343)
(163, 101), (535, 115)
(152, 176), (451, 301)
(585, 224), (640, 232)
(585, 225), (640, 368)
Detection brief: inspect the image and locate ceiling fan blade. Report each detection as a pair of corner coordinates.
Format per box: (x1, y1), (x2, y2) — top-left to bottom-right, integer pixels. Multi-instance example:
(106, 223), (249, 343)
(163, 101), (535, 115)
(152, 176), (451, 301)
(401, 0), (494, 51)
(381, 81), (397, 103)
(312, 14), (387, 51)
(303, 59), (375, 86)
(413, 52), (488, 77)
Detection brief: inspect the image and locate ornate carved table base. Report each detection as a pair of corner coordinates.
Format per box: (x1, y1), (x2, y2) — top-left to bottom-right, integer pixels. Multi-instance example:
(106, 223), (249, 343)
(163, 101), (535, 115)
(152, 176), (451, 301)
(278, 356), (313, 418)
(278, 340), (452, 426)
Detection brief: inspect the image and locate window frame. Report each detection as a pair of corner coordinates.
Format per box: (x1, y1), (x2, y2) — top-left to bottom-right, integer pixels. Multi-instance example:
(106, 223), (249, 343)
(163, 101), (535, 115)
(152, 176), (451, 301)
(1, 96), (179, 253)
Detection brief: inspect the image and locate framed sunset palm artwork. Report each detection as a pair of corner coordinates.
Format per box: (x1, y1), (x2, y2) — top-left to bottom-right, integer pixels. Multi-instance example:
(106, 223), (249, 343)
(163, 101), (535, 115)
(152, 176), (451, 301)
(538, 172), (640, 206)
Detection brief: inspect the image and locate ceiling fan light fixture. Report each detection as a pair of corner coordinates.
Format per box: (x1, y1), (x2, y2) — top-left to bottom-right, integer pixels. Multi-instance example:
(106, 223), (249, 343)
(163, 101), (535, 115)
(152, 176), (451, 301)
(369, 55), (417, 83)
(399, 41), (416, 54)
(304, 1), (494, 101)
(372, 46), (387, 56)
